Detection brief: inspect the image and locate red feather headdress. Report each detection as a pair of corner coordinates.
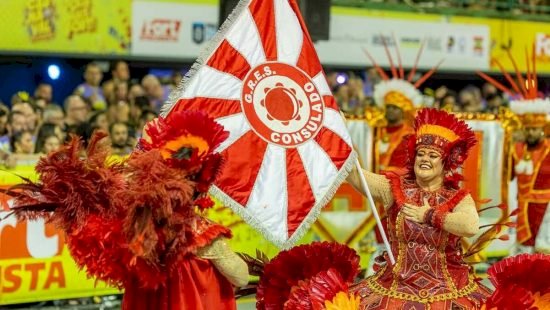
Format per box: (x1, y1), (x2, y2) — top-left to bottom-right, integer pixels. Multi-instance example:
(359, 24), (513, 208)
(403, 108), (477, 187)
(2, 110), (231, 289)
(477, 45), (550, 128)
(256, 242), (360, 310)
(482, 253), (550, 310)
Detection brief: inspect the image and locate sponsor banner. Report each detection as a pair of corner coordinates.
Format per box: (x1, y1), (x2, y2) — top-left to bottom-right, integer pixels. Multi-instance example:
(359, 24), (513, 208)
(315, 15), (490, 71)
(451, 16), (550, 73)
(0, 162), (118, 305)
(131, 1), (218, 59)
(0, 0), (131, 55)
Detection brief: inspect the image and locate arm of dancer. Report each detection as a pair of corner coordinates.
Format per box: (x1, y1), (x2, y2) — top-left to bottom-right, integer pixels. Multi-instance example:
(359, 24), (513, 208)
(403, 194), (479, 238)
(346, 167), (394, 207)
(197, 238), (249, 287)
(440, 194), (479, 238)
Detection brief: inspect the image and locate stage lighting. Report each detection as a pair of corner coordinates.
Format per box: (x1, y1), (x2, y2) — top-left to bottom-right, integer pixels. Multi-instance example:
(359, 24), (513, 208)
(48, 65), (60, 80)
(336, 73), (347, 85)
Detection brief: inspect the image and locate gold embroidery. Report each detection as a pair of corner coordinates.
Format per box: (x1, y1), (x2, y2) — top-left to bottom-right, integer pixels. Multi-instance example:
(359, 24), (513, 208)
(391, 213), (406, 291)
(439, 231), (458, 292)
(365, 276), (480, 304)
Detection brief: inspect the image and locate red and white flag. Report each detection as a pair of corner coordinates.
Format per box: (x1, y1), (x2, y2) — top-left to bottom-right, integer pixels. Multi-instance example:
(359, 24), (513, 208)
(161, 0), (356, 248)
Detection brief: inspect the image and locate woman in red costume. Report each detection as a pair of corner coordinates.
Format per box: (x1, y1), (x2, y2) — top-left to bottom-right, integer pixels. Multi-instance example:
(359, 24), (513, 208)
(347, 108), (491, 309)
(2, 110), (248, 310)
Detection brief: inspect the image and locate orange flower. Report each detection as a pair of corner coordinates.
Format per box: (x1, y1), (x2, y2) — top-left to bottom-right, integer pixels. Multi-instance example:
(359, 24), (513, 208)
(159, 135), (209, 160)
(324, 292), (360, 310)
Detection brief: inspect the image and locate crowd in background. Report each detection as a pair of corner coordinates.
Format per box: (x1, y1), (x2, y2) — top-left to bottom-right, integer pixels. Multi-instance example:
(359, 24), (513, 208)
(0, 59), (539, 167)
(0, 60), (182, 167)
(327, 68), (516, 117)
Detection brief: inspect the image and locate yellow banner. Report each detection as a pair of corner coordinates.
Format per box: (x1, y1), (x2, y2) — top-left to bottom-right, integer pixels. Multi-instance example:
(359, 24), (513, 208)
(0, 0), (131, 55)
(452, 16), (550, 73)
(332, 6), (550, 73)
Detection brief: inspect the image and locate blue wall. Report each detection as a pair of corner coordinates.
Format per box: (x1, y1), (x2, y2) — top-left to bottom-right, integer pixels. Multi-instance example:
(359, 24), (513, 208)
(0, 58), (84, 106)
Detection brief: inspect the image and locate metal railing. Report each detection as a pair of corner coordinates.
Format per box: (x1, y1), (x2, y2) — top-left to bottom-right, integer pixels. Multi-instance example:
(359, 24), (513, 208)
(332, 0), (550, 21)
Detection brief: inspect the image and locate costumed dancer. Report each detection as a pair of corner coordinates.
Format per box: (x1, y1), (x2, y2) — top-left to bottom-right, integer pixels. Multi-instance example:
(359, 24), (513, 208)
(364, 36), (442, 173)
(346, 108), (491, 309)
(478, 48), (550, 254)
(363, 39), (444, 276)
(1, 111), (248, 309)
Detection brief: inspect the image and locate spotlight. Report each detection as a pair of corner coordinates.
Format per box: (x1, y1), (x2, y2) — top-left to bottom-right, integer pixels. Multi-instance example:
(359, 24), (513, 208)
(336, 73), (347, 85)
(47, 65), (60, 80)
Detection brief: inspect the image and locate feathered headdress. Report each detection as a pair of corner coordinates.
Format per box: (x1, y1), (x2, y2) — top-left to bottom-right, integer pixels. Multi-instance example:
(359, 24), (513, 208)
(482, 253), (550, 310)
(255, 242), (360, 310)
(2, 110), (231, 289)
(478, 45), (550, 128)
(365, 34), (443, 112)
(403, 108), (477, 187)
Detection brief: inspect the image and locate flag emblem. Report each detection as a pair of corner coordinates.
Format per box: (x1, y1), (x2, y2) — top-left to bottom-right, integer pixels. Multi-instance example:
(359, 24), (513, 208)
(162, 0), (356, 248)
(242, 62), (324, 147)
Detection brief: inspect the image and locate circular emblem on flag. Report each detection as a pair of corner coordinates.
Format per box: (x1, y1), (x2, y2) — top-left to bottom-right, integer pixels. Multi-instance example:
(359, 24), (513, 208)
(241, 62), (325, 148)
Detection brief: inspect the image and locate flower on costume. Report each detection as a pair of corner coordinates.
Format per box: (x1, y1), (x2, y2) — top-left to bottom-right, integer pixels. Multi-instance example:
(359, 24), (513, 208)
(256, 242), (360, 310)
(482, 253), (550, 310)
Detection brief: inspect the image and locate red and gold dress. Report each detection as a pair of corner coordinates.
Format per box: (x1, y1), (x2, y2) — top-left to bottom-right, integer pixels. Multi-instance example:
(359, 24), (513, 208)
(351, 173), (491, 309)
(512, 139), (550, 252)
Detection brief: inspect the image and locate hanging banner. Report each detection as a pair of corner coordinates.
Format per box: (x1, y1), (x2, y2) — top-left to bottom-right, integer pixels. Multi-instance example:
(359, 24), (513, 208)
(131, 1), (218, 59)
(315, 15), (490, 71)
(0, 0), (131, 55)
(0, 162), (119, 305)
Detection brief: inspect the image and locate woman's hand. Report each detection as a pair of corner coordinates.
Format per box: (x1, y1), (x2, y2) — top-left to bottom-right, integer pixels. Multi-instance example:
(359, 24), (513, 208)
(402, 197), (431, 223)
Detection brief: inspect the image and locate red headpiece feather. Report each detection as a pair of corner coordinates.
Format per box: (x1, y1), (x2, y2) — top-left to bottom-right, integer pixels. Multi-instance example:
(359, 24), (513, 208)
(483, 253), (550, 310)
(256, 242), (360, 310)
(403, 109), (477, 187)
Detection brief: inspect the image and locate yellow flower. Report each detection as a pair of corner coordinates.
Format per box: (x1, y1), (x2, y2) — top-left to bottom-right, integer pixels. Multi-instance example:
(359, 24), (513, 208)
(532, 292), (550, 309)
(159, 135), (209, 160)
(324, 292), (360, 310)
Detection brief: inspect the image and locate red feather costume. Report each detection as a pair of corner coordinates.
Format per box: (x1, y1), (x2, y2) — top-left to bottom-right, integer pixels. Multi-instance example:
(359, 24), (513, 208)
(2, 111), (241, 310)
(482, 253), (550, 310)
(255, 241), (361, 310)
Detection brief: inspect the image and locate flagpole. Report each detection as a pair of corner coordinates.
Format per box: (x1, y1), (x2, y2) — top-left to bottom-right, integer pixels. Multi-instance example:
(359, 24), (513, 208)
(354, 159), (396, 265)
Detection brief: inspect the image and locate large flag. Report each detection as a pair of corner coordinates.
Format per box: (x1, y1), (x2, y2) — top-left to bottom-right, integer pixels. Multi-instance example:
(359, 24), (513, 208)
(161, 0), (356, 248)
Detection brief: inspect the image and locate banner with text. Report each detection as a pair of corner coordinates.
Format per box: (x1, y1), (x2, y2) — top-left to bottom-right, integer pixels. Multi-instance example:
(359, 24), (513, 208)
(0, 0), (131, 55)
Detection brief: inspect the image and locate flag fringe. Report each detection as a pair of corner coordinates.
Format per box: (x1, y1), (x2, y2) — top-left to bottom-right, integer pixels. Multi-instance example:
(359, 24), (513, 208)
(209, 150), (358, 249)
(160, 0), (253, 117)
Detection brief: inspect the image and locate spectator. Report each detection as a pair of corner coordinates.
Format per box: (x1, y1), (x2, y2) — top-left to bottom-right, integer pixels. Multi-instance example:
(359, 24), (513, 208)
(485, 93), (504, 114)
(103, 60), (131, 100)
(128, 83), (146, 105)
(11, 130), (34, 155)
(11, 91), (31, 106)
(35, 124), (62, 154)
(170, 70), (183, 87)
(74, 62), (106, 111)
(89, 111), (109, 133)
(130, 96), (150, 126)
(43, 104), (65, 127)
(109, 81), (129, 105)
(12, 102), (39, 132)
(109, 122), (132, 156)
(34, 98), (48, 110)
(137, 109), (157, 138)
(142, 74), (170, 112)
(8, 111), (29, 134)
(37, 134), (61, 154)
(440, 91), (459, 111)
(459, 87), (483, 112)
(482, 82), (498, 100)
(0, 105), (10, 153)
(34, 83), (53, 104)
(64, 95), (89, 127)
